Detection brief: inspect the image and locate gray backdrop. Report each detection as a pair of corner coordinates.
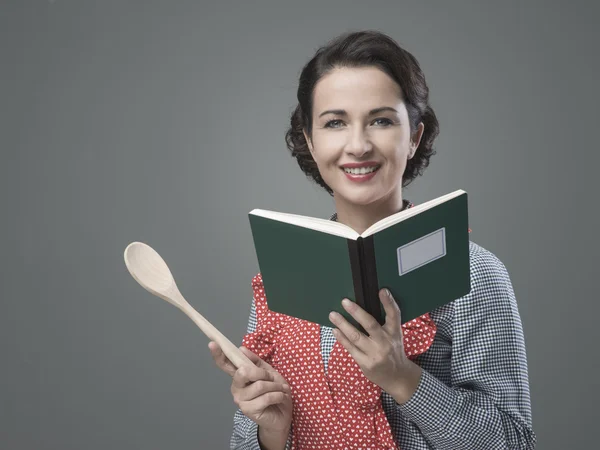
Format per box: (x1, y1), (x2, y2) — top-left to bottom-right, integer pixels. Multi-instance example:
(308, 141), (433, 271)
(2, 0), (598, 448)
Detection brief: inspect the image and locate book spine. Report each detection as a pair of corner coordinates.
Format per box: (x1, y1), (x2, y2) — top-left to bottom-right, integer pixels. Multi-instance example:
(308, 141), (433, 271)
(347, 239), (366, 311)
(360, 236), (384, 325)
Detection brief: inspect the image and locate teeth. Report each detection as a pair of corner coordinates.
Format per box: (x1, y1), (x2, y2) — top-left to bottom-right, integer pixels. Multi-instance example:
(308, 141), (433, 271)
(343, 166), (379, 175)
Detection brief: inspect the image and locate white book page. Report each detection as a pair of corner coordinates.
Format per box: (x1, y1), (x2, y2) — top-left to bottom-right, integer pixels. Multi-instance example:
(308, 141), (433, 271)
(361, 190), (466, 237)
(249, 209), (359, 239)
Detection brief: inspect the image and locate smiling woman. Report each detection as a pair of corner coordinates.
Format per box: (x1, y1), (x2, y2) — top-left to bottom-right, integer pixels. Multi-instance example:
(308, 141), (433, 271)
(208, 30), (537, 450)
(301, 66), (424, 233)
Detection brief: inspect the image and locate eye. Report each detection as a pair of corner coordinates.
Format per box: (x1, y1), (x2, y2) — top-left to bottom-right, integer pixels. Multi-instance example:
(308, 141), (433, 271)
(324, 119), (344, 128)
(372, 118), (394, 127)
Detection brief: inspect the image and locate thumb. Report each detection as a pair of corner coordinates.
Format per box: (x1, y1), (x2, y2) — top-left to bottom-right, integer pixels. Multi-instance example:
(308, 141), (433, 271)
(240, 346), (275, 372)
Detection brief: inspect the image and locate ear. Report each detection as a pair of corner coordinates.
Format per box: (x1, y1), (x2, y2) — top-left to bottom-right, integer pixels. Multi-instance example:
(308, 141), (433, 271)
(303, 129), (314, 154)
(408, 122), (425, 159)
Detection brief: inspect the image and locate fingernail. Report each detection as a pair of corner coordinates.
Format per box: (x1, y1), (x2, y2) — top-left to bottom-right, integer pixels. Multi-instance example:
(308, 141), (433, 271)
(385, 288), (392, 297)
(342, 299), (352, 308)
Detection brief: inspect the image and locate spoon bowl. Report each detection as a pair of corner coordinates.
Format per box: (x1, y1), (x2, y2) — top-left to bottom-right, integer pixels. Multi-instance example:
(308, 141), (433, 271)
(124, 242), (182, 307)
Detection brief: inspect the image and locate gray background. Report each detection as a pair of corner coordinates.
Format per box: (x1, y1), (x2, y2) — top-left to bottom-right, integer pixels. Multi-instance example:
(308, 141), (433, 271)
(1, 0), (598, 448)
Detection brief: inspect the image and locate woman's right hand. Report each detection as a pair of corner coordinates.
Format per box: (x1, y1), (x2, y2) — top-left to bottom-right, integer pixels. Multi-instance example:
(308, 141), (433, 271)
(209, 342), (293, 435)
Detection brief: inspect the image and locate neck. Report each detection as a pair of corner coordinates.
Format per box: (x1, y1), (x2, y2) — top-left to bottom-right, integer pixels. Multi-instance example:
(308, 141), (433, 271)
(333, 190), (406, 234)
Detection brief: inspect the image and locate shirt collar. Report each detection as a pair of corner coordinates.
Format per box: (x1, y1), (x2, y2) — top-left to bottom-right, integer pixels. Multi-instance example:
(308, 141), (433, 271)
(329, 199), (412, 222)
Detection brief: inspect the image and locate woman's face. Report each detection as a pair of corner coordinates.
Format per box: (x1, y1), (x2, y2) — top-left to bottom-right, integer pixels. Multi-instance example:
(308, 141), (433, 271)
(305, 66), (423, 207)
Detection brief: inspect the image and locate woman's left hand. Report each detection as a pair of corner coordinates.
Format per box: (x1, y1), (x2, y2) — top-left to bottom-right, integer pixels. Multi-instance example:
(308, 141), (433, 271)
(328, 288), (422, 404)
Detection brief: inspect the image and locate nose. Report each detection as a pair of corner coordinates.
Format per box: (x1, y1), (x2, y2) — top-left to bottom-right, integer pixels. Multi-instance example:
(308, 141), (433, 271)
(344, 126), (372, 158)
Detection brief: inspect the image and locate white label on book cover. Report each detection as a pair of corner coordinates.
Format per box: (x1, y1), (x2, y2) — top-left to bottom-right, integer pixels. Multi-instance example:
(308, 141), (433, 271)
(397, 228), (446, 276)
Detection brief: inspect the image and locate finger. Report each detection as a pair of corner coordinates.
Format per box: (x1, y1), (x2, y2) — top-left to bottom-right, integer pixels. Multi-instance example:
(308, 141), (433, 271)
(380, 288), (402, 335)
(329, 309), (369, 354)
(331, 327), (366, 365)
(208, 341), (237, 377)
(234, 379), (290, 404)
(239, 346), (277, 373)
(340, 298), (386, 340)
(240, 391), (290, 416)
(232, 363), (274, 390)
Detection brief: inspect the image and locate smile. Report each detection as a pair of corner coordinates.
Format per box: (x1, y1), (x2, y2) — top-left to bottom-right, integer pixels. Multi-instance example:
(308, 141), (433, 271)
(342, 166), (380, 175)
(340, 164), (381, 183)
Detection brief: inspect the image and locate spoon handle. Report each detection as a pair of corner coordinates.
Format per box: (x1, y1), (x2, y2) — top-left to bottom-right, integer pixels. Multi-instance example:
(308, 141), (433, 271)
(180, 303), (253, 369)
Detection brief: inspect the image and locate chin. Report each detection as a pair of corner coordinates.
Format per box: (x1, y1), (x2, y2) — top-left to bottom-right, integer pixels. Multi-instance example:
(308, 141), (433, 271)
(335, 188), (384, 207)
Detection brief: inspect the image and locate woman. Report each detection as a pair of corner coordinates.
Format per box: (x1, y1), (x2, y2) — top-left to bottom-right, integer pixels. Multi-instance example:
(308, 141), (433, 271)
(209, 30), (536, 450)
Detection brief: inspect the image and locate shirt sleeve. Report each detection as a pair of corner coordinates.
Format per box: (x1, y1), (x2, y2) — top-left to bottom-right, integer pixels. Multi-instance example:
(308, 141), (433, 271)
(396, 247), (537, 449)
(229, 299), (292, 450)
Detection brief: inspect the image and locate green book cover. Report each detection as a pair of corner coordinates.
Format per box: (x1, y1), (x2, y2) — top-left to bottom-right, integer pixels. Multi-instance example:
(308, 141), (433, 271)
(248, 190), (470, 331)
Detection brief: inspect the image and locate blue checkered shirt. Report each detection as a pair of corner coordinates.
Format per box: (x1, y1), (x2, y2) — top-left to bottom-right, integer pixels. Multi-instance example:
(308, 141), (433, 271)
(230, 241), (537, 449)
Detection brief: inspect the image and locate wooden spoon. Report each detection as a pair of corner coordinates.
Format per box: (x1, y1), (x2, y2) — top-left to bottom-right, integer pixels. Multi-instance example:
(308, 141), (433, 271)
(123, 241), (252, 369)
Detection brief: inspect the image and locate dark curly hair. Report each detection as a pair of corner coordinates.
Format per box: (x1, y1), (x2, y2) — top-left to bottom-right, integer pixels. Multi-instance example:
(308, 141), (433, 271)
(285, 30), (440, 195)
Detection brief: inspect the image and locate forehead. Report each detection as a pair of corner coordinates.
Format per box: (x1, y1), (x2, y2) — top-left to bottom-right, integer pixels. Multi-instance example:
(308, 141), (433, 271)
(312, 66), (403, 113)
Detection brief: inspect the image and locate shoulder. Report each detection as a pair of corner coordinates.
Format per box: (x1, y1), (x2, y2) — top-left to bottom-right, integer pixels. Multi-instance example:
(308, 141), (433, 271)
(250, 273), (267, 309)
(249, 273), (288, 325)
(251, 273), (264, 290)
(468, 240), (512, 286)
(456, 240), (519, 316)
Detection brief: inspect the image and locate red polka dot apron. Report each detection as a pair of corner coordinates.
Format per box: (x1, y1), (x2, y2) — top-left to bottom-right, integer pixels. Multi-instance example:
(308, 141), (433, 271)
(243, 274), (437, 450)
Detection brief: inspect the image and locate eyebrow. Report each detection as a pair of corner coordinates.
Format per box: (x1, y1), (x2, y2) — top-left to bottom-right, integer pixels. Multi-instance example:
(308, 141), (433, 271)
(318, 106), (399, 118)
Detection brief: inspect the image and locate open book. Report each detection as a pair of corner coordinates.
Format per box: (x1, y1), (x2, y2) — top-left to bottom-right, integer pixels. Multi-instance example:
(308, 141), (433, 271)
(248, 190), (471, 329)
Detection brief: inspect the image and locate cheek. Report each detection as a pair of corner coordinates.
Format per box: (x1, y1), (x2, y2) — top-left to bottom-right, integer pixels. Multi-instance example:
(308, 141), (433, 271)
(375, 144), (410, 165)
(310, 134), (344, 164)
(373, 128), (409, 150)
